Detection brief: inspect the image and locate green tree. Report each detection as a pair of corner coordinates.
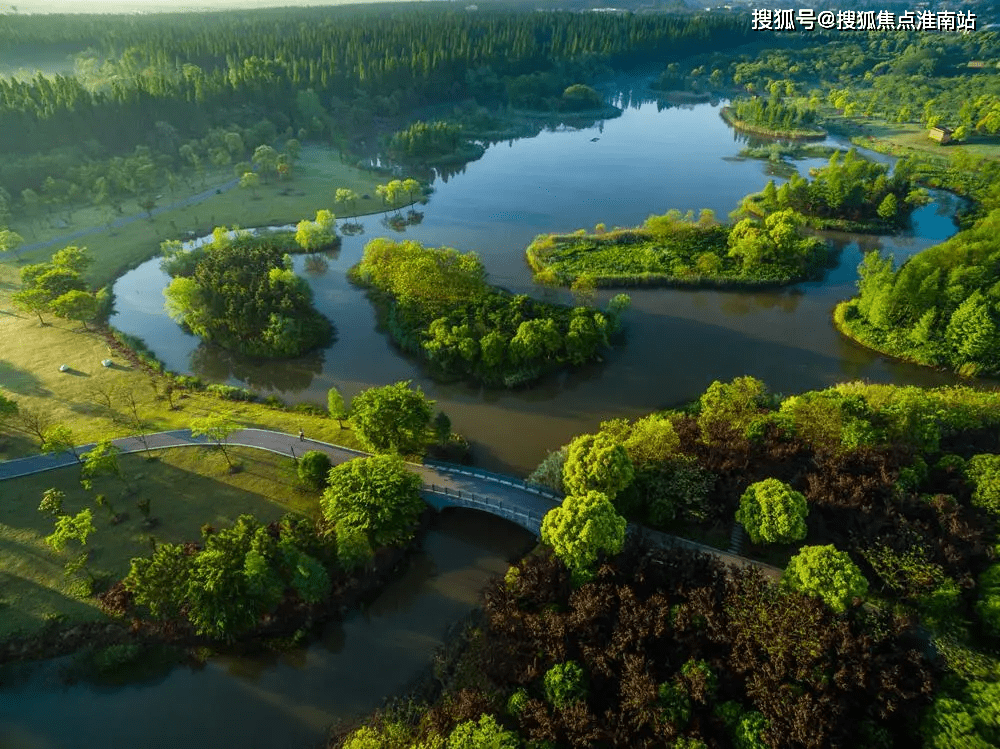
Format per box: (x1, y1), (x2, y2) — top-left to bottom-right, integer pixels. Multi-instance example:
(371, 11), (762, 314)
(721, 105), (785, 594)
(239, 170), (260, 199)
(349, 381), (433, 454)
(49, 290), (98, 330)
(697, 376), (770, 442)
(967, 454), (1000, 517)
(334, 187), (359, 215)
(41, 425), (81, 463)
(562, 432), (635, 499)
(447, 714), (519, 749)
(544, 661), (587, 708)
(736, 478), (809, 545)
(782, 544), (869, 613)
(124, 542), (194, 620)
(541, 490), (626, 583)
(877, 192), (898, 222)
(0, 228), (24, 253)
(190, 415), (241, 470)
(295, 209), (338, 251)
(321, 455), (424, 548)
(252, 144), (279, 182)
(327, 386), (349, 427)
(38, 488), (66, 518)
(45, 508), (96, 552)
(12, 286), (51, 324)
(80, 439), (124, 491)
(976, 563), (1000, 636)
(944, 292), (999, 369)
(621, 414), (681, 468)
(298, 450), (332, 490)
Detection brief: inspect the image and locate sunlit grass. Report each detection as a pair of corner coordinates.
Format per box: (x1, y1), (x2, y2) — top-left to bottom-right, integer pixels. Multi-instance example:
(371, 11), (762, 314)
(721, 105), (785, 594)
(9, 144), (404, 286)
(0, 446), (320, 639)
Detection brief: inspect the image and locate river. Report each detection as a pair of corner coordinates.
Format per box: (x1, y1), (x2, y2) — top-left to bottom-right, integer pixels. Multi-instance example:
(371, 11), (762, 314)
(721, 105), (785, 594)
(109, 95), (978, 477)
(1, 90), (989, 749)
(0, 510), (534, 748)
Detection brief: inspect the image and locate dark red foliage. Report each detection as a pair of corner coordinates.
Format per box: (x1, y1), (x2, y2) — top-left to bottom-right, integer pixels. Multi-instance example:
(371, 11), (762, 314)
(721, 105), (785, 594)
(473, 544), (934, 749)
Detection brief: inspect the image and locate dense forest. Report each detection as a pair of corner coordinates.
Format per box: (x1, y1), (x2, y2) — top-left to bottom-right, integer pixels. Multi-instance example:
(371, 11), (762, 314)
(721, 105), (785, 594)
(836, 208), (1000, 376)
(336, 543), (935, 749)
(350, 238), (629, 387)
(332, 378), (1000, 748)
(526, 205), (830, 288)
(162, 228), (333, 357)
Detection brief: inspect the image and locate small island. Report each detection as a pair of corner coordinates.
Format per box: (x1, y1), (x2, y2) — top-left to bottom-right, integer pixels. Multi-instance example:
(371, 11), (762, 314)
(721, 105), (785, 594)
(721, 95), (826, 140)
(162, 223), (334, 358)
(350, 238), (629, 387)
(526, 207), (829, 288)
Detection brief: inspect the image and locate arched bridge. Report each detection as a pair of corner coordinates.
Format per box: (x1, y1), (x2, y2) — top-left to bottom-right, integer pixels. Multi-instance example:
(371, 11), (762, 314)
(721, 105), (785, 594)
(0, 428), (781, 575)
(0, 428), (560, 536)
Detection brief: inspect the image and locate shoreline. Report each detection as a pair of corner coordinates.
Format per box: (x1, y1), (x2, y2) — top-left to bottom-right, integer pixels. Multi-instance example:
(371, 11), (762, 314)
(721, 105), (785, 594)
(720, 106), (827, 141)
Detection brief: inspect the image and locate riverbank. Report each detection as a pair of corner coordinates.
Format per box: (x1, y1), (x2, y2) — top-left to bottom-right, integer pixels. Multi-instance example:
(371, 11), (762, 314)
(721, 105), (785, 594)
(0, 505), (433, 667)
(720, 106), (827, 140)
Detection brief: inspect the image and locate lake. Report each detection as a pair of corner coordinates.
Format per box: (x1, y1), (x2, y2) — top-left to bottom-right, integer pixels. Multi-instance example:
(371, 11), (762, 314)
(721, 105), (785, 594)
(110, 95), (976, 477)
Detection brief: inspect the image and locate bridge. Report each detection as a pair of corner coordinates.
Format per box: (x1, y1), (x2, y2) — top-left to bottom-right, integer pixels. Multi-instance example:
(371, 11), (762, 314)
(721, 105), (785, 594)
(0, 428), (559, 535)
(0, 428), (781, 577)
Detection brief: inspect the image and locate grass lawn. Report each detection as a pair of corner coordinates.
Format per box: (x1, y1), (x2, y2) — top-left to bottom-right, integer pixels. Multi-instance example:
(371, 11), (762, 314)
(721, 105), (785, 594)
(827, 115), (1000, 164)
(0, 446), (321, 639)
(0, 289), (362, 461)
(10, 143), (415, 286)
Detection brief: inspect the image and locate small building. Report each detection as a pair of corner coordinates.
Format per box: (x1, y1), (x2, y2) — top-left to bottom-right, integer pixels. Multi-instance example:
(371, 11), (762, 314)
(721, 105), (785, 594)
(928, 126), (953, 144)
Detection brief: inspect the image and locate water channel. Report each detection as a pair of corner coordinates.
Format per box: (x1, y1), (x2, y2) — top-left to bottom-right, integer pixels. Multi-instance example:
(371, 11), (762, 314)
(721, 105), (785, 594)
(110, 94), (980, 477)
(0, 510), (534, 748)
(4, 91), (990, 749)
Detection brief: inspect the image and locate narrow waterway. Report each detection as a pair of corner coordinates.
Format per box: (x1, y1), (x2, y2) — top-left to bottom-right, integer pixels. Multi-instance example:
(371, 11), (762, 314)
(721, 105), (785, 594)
(0, 510), (534, 749)
(110, 96), (988, 476)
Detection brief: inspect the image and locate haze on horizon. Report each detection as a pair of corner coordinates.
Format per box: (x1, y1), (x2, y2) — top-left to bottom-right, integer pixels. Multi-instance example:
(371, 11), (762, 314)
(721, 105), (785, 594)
(1, 0), (416, 14)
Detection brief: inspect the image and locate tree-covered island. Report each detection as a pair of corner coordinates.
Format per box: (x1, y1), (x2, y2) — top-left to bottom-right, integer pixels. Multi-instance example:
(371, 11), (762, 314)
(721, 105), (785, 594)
(526, 207), (828, 288)
(162, 225), (333, 358)
(527, 148), (928, 289)
(350, 238), (629, 387)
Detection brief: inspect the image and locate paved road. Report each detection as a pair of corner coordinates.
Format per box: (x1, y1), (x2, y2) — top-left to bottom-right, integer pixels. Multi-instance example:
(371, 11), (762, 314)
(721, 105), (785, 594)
(0, 427), (782, 579)
(15, 177), (240, 257)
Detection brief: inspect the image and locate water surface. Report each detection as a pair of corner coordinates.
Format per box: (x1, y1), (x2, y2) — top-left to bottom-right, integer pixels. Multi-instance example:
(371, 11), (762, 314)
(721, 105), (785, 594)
(111, 97), (984, 476)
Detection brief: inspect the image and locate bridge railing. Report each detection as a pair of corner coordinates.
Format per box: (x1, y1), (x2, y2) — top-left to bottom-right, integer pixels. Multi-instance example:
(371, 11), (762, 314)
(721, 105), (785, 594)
(425, 483), (545, 533)
(424, 460), (563, 501)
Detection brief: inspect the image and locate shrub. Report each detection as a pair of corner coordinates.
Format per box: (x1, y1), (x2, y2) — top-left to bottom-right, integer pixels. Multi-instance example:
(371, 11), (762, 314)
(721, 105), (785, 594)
(976, 563), (1000, 637)
(298, 450), (332, 490)
(736, 478), (808, 545)
(782, 545), (869, 613)
(544, 661), (587, 708)
(967, 454), (1000, 517)
(206, 384), (256, 402)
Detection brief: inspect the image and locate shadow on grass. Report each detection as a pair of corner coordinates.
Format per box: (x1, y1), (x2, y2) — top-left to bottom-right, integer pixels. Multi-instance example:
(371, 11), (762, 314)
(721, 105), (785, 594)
(59, 368), (91, 378)
(0, 360), (52, 396)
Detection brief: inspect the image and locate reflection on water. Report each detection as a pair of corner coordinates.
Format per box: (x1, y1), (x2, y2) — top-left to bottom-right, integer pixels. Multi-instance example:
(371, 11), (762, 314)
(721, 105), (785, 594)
(110, 96), (991, 476)
(189, 344), (327, 393)
(0, 510), (534, 749)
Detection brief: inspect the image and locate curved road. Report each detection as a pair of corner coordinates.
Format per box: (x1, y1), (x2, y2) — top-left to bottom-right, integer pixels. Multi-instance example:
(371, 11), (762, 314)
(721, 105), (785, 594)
(0, 427), (781, 578)
(15, 177), (241, 257)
